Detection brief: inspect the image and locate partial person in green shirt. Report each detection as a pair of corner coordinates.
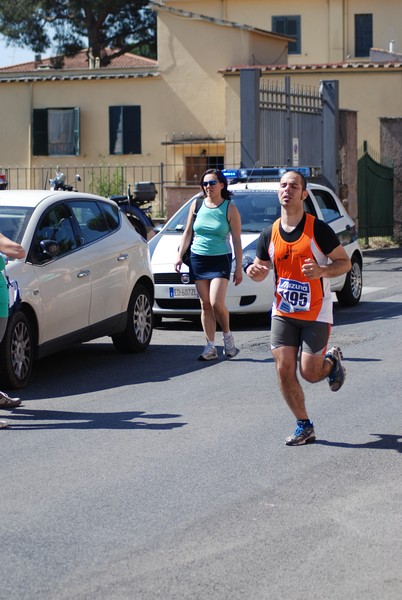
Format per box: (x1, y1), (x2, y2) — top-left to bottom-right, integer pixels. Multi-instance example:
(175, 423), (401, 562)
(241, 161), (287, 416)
(0, 233), (25, 428)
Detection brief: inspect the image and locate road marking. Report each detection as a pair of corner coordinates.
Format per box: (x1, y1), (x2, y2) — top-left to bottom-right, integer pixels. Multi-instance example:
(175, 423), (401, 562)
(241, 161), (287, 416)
(361, 286), (386, 295)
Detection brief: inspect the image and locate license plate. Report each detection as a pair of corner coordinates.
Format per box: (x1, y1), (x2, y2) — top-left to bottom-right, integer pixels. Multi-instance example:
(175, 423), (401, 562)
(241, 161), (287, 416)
(169, 287), (199, 298)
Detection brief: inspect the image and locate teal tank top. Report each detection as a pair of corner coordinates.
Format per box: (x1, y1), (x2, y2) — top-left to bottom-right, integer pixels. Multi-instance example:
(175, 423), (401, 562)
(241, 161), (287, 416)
(191, 199), (231, 256)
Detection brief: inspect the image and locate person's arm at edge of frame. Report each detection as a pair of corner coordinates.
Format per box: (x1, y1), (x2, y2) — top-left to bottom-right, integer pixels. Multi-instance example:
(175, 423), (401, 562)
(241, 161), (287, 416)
(228, 203), (243, 286)
(0, 233), (26, 260)
(174, 200), (196, 272)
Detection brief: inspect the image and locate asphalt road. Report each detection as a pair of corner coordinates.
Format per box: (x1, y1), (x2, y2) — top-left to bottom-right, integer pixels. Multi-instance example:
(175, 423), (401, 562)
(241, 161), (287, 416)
(1, 247), (402, 600)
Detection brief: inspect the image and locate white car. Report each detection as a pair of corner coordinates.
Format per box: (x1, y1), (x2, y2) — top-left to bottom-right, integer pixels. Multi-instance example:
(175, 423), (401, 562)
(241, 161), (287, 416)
(149, 168), (363, 324)
(0, 190), (154, 388)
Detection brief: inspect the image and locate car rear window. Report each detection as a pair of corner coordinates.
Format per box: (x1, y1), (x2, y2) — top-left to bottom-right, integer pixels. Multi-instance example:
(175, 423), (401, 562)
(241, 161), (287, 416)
(0, 207), (34, 244)
(309, 189), (341, 223)
(69, 200), (111, 244)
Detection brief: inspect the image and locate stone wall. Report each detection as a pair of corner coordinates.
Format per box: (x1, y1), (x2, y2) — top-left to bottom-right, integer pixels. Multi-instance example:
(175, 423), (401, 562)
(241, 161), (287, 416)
(380, 118), (402, 242)
(339, 110), (358, 224)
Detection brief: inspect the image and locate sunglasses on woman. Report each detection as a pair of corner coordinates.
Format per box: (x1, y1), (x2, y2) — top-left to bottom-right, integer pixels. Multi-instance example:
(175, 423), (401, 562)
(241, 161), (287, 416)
(202, 180), (219, 187)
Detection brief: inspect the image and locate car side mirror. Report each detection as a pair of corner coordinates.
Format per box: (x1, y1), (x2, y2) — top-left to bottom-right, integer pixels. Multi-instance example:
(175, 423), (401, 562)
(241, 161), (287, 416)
(39, 239), (60, 258)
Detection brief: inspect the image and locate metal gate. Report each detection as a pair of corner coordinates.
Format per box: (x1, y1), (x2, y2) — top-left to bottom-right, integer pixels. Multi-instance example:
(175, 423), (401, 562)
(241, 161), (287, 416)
(240, 72), (338, 190)
(357, 142), (394, 244)
(259, 77), (323, 169)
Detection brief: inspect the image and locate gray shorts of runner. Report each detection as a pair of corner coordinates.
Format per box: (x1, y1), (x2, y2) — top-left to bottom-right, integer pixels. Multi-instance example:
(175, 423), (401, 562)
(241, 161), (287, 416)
(270, 315), (331, 355)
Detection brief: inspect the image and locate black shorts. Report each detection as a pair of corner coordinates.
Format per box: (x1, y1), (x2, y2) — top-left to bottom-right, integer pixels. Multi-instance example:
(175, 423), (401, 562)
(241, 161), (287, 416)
(190, 252), (232, 281)
(271, 315), (331, 355)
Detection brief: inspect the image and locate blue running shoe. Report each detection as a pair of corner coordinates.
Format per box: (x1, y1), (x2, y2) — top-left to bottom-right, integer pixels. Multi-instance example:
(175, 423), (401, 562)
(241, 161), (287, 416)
(285, 420), (316, 446)
(325, 346), (346, 392)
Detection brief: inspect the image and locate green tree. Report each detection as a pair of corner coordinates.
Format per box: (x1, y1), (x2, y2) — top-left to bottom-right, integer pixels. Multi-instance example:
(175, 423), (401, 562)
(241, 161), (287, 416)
(0, 0), (156, 65)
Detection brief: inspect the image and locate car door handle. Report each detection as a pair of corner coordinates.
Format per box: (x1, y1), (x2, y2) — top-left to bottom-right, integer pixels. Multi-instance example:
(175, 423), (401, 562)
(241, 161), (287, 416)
(77, 270), (90, 278)
(117, 253), (129, 261)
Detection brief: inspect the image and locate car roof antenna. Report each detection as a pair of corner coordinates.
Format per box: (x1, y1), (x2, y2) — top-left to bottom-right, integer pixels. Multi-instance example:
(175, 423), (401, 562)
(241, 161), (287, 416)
(245, 161), (260, 188)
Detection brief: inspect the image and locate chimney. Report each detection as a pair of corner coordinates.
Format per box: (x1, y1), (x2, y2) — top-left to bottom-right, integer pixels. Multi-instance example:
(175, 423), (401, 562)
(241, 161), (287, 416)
(389, 40), (395, 53)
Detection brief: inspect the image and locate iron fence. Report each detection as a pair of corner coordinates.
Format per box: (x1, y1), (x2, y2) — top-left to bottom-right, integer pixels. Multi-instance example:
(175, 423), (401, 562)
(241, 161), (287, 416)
(0, 136), (242, 217)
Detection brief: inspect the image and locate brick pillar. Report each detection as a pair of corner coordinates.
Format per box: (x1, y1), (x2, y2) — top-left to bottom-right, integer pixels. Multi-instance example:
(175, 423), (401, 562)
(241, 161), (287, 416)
(339, 110), (358, 224)
(380, 118), (402, 242)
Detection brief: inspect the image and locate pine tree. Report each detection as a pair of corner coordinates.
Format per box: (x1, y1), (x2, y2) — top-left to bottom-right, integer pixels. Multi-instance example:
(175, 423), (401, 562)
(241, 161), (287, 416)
(0, 0), (156, 65)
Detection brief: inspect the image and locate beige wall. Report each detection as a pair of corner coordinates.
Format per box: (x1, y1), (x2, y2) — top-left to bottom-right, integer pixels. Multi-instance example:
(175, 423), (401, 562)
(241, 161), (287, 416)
(0, 8), (288, 179)
(346, 0), (402, 57)
(166, 0), (402, 63)
(156, 8), (287, 157)
(0, 76), (167, 169)
(0, 84), (33, 166)
(0, 0), (401, 190)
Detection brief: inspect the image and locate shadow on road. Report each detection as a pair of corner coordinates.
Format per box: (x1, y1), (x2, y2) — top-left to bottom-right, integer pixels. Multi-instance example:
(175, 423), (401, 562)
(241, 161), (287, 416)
(4, 408), (186, 430)
(316, 433), (402, 453)
(17, 298), (398, 400)
(334, 300), (402, 326)
(22, 341), (227, 400)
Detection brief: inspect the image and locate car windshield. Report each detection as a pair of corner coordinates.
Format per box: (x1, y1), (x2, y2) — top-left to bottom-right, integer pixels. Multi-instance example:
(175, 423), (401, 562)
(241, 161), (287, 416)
(232, 191), (280, 232)
(164, 191), (281, 233)
(0, 206), (34, 244)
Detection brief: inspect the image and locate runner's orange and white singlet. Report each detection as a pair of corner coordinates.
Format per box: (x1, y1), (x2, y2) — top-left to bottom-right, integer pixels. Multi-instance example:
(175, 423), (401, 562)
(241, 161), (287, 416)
(269, 214), (333, 323)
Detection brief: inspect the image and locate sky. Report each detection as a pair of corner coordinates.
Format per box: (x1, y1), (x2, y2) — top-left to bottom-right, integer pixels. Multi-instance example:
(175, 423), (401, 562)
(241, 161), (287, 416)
(0, 37), (40, 67)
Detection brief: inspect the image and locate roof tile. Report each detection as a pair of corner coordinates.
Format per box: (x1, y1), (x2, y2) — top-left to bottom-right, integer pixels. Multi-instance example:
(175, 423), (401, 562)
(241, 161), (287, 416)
(0, 48), (156, 73)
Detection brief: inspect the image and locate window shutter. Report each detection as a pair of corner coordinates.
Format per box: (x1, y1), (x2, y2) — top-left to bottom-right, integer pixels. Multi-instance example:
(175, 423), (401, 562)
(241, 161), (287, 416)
(272, 16), (300, 54)
(286, 17), (300, 54)
(109, 106), (121, 154)
(32, 109), (48, 156)
(123, 106), (141, 154)
(355, 14), (373, 57)
(272, 17), (286, 35)
(73, 107), (80, 155)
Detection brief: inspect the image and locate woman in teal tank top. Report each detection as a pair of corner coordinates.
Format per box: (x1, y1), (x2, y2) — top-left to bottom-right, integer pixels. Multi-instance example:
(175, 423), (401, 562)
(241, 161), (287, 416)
(0, 233), (26, 427)
(175, 169), (243, 361)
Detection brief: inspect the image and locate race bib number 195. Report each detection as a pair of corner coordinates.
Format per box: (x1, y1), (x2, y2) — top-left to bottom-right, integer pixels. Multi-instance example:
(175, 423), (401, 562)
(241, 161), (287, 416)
(277, 278), (311, 313)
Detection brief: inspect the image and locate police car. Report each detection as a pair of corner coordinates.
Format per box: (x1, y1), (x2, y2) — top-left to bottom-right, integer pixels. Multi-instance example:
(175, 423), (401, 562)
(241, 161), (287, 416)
(149, 167), (363, 323)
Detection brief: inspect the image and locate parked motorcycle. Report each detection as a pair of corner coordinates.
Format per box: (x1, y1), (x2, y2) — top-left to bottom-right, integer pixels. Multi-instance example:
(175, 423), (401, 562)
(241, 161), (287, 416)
(0, 174), (8, 190)
(48, 168), (156, 240)
(110, 182), (157, 240)
(49, 168), (81, 191)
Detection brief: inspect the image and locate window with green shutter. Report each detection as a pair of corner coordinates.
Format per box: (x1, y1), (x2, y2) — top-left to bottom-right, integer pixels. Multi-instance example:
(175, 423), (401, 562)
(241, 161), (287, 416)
(272, 16), (301, 55)
(32, 108), (80, 156)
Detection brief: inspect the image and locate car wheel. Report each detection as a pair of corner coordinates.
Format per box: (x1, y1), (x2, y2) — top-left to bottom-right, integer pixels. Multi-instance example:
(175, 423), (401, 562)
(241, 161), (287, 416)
(112, 284), (153, 352)
(336, 255), (363, 306)
(0, 311), (34, 389)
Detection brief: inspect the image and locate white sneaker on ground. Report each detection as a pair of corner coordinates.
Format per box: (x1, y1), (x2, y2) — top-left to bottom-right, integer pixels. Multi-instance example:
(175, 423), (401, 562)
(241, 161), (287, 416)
(198, 345), (218, 361)
(0, 391), (21, 409)
(0, 419), (10, 429)
(223, 334), (236, 358)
